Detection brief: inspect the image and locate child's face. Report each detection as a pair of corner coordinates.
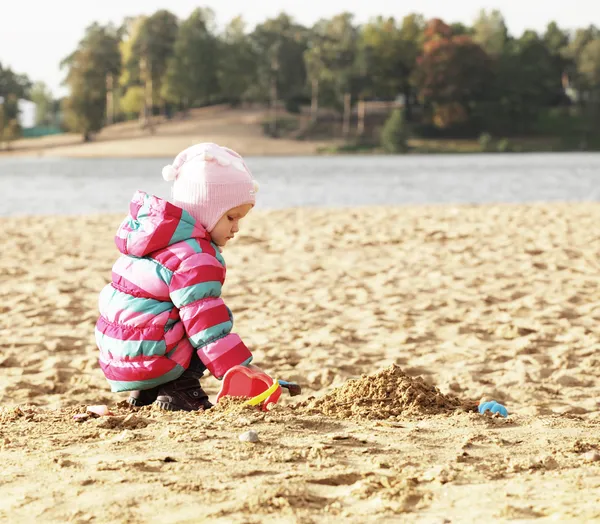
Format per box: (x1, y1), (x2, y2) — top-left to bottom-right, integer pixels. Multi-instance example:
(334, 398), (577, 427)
(210, 203), (254, 247)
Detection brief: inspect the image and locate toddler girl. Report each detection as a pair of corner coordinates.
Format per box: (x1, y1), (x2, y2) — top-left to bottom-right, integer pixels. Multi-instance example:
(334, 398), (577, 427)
(95, 142), (264, 411)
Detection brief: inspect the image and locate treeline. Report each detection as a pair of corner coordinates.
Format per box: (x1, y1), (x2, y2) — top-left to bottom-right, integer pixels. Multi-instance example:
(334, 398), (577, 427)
(3, 9), (600, 149)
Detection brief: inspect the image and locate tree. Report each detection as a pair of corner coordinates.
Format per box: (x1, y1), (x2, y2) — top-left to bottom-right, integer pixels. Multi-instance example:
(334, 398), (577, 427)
(313, 13), (359, 137)
(354, 14), (424, 122)
(119, 86), (145, 117)
(0, 104), (4, 147)
(355, 17), (407, 135)
(119, 16), (146, 89)
(162, 8), (220, 108)
(4, 118), (21, 148)
(218, 16), (258, 105)
(0, 62), (31, 146)
(578, 39), (600, 90)
(415, 23), (492, 129)
(132, 10), (179, 113)
(30, 82), (53, 126)
(472, 9), (508, 56)
(450, 23), (474, 37)
(543, 22), (571, 104)
(61, 23), (121, 141)
(563, 26), (600, 100)
(381, 108), (409, 152)
(358, 17), (407, 100)
(577, 38), (600, 140)
(250, 13), (308, 133)
(490, 30), (566, 133)
(0, 102), (21, 149)
(250, 14), (308, 103)
(304, 35), (325, 122)
(398, 14), (426, 120)
(0, 62), (31, 103)
(544, 22), (569, 56)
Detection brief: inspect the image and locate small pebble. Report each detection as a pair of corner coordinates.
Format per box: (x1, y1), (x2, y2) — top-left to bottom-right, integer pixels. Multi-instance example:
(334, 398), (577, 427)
(583, 451), (600, 462)
(539, 455), (559, 470)
(87, 405), (113, 417)
(239, 430), (259, 443)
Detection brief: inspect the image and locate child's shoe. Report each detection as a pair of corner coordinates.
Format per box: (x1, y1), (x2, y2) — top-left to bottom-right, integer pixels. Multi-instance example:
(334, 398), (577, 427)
(155, 375), (213, 411)
(127, 387), (160, 407)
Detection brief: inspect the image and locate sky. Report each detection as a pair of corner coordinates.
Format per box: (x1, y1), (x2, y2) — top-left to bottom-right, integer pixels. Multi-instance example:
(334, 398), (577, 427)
(1, 0), (599, 97)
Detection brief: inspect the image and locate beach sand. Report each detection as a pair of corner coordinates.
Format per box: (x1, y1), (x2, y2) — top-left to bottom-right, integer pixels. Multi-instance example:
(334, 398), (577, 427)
(1, 204), (600, 522)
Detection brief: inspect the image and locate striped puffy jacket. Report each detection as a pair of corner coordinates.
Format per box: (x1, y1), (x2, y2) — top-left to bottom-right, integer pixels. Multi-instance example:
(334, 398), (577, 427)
(96, 191), (252, 392)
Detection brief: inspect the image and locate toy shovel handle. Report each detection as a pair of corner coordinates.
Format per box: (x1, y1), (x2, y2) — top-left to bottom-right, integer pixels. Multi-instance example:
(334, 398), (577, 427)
(278, 380), (302, 396)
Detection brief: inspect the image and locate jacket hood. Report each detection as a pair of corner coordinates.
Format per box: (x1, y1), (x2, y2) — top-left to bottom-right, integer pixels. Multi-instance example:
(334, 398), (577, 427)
(115, 191), (209, 257)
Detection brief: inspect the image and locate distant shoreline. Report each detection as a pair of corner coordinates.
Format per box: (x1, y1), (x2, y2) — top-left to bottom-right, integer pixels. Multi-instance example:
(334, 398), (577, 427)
(0, 105), (593, 159)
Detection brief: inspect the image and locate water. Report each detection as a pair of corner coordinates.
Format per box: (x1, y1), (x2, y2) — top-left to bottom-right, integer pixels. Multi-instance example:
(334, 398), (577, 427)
(1, 153), (600, 216)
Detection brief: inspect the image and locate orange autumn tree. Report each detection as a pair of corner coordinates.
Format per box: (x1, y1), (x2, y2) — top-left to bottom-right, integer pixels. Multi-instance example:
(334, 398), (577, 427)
(415, 18), (492, 130)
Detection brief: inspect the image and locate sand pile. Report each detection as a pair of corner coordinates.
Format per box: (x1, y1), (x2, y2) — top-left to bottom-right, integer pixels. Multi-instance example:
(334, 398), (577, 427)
(299, 365), (473, 420)
(209, 395), (258, 414)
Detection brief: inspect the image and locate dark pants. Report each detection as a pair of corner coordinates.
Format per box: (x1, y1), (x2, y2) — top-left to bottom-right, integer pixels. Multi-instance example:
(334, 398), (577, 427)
(185, 350), (207, 379)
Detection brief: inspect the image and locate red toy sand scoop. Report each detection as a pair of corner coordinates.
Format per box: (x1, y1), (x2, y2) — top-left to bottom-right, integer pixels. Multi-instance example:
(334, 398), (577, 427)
(216, 365), (301, 411)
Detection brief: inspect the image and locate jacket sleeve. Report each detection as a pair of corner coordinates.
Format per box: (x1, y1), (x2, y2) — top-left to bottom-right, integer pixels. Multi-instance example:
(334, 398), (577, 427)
(168, 253), (252, 379)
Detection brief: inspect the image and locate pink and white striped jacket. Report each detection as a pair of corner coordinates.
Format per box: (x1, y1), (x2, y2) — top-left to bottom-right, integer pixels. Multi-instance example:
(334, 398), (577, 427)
(96, 191), (252, 392)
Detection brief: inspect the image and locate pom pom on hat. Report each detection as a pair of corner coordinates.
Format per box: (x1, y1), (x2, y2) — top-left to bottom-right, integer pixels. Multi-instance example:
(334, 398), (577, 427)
(162, 164), (178, 181)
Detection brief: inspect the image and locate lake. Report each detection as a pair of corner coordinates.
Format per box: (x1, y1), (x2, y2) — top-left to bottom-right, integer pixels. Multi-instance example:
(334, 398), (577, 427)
(1, 153), (600, 216)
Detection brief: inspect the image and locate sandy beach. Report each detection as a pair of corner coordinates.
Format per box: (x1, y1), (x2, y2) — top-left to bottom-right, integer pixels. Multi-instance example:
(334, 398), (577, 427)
(1, 203), (600, 522)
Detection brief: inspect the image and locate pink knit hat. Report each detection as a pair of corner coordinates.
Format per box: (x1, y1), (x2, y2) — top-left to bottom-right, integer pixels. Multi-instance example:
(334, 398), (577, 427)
(162, 143), (259, 232)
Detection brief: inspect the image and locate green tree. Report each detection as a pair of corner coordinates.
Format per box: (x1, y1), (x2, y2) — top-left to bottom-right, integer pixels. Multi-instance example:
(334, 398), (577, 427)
(0, 102), (22, 149)
(543, 22), (571, 104)
(355, 14), (424, 121)
(131, 10), (179, 114)
(577, 38), (600, 143)
(544, 21), (569, 56)
(250, 13), (308, 134)
(218, 16), (258, 105)
(0, 62), (31, 103)
(250, 13), (308, 104)
(381, 108), (409, 152)
(578, 39), (600, 90)
(119, 16), (146, 89)
(119, 86), (145, 117)
(313, 13), (359, 137)
(450, 22), (474, 37)
(30, 82), (53, 126)
(0, 104), (4, 147)
(358, 17), (406, 100)
(304, 39), (325, 121)
(162, 8), (220, 108)
(4, 118), (21, 148)
(490, 30), (565, 134)
(398, 14), (426, 120)
(563, 26), (600, 100)
(61, 23), (121, 141)
(472, 9), (508, 56)
(0, 62), (31, 146)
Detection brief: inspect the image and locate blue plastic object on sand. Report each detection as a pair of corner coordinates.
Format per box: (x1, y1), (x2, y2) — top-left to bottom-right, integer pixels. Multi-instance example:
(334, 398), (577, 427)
(277, 380), (301, 396)
(478, 400), (508, 418)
